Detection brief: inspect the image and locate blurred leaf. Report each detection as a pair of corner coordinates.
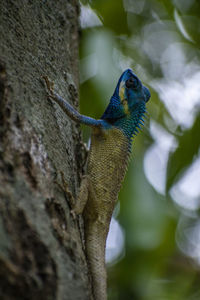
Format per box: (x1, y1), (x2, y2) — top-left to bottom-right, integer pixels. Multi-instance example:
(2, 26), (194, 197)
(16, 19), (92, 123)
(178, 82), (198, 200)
(89, 0), (128, 34)
(166, 112), (200, 191)
(182, 15), (200, 44)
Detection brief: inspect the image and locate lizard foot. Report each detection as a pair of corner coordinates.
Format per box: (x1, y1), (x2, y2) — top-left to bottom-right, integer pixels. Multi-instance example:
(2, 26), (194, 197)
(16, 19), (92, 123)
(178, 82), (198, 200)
(54, 171), (76, 216)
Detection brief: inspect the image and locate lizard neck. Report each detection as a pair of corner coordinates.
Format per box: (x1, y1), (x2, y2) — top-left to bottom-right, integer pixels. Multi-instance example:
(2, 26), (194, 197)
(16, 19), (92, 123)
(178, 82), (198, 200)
(113, 102), (146, 146)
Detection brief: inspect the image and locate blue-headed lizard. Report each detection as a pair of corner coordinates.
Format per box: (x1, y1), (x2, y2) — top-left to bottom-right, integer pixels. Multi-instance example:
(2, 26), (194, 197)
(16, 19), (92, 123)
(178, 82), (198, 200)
(44, 69), (150, 300)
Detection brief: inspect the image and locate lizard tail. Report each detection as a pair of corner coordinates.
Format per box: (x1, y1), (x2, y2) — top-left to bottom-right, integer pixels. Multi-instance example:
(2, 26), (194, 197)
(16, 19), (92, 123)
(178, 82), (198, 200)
(85, 225), (107, 300)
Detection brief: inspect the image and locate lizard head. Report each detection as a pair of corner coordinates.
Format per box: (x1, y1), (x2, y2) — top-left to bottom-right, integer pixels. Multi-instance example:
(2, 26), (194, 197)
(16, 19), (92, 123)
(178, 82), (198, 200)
(118, 69), (150, 109)
(101, 69), (150, 122)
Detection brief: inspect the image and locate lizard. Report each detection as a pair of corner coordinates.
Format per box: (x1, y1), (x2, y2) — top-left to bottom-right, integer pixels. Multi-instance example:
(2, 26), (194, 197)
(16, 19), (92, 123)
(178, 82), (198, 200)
(44, 69), (150, 300)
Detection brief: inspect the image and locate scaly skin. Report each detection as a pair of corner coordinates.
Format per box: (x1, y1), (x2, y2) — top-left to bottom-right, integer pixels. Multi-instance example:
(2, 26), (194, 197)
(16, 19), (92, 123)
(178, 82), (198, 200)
(84, 127), (130, 299)
(44, 69), (150, 300)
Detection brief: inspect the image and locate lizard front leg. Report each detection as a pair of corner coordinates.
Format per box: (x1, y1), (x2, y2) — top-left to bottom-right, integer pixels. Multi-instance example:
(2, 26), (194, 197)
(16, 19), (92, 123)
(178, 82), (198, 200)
(43, 76), (103, 128)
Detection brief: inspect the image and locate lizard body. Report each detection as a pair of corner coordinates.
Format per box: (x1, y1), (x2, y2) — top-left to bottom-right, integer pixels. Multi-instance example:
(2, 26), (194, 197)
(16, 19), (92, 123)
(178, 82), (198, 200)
(44, 69), (150, 300)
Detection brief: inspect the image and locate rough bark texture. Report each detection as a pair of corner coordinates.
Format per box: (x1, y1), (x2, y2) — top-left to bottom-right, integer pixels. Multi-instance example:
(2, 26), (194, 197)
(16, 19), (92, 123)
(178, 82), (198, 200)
(0, 1), (91, 299)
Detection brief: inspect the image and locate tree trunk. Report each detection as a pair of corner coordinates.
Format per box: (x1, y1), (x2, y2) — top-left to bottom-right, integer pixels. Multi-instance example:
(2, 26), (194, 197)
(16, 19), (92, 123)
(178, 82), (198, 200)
(0, 1), (91, 299)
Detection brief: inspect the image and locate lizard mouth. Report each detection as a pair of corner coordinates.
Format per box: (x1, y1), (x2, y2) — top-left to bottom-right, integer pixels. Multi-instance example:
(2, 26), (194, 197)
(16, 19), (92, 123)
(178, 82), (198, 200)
(143, 86), (151, 102)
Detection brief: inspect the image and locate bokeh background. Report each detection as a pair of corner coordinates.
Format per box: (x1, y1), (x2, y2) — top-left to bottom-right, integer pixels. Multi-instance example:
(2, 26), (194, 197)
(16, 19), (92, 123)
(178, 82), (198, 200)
(79, 1), (200, 299)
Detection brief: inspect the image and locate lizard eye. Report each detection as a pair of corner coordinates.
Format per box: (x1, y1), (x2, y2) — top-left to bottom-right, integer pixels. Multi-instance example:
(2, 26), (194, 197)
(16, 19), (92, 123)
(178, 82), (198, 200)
(125, 77), (138, 89)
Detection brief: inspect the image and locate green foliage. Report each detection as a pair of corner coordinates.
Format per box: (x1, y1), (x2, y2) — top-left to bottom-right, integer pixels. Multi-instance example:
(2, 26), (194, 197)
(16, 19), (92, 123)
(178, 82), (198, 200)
(167, 113), (200, 191)
(80, 0), (200, 299)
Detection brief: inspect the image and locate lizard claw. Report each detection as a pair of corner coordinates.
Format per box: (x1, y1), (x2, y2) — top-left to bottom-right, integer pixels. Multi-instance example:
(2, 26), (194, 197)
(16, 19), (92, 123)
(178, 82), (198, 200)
(70, 209), (77, 220)
(42, 75), (55, 96)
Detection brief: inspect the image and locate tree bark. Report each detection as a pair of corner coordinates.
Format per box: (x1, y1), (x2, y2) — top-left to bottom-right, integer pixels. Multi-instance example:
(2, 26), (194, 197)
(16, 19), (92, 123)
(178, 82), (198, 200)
(0, 1), (91, 299)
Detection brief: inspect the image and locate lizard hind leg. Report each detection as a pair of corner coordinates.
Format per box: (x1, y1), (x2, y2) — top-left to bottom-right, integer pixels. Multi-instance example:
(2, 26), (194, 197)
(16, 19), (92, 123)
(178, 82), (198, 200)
(72, 175), (90, 215)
